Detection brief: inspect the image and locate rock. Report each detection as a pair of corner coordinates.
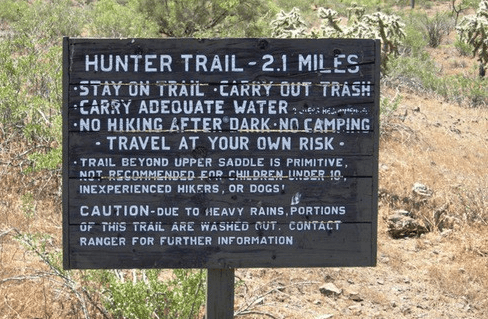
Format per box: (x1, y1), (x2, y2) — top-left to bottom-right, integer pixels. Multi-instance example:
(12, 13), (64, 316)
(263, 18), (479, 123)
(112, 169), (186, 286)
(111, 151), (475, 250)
(412, 182), (432, 197)
(348, 305), (361, 311)
(348, 291), (363, 302)
(387, 210), (428, 238)
(319, 283), (342, 297)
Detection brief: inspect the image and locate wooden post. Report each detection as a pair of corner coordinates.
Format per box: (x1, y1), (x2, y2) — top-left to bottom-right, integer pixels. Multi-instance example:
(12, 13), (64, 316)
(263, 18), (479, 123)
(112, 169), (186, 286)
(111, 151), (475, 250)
(206, 268), (235, 319)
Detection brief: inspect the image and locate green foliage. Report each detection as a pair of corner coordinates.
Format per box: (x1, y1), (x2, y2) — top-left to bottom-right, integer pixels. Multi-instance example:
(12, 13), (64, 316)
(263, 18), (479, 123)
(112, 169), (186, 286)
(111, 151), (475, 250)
(87, 0), (160, 37)
(454, 36), (473, 56)
(21, 192), (36, 219)
(457, 0), (488, 72)
(0, 36), (62, 140)
(6, 0), (85, 42)
(401, 13), (429, 57)
(446, 73), (488, 107)
(386, 53), (444, 97)
(420, 11), (454, 48)
(0, 0), (86, 172)
(103, 269), (205, 319)
(0, 0), (29, 24)
(387, 53), (488, 107)
(380, 93), (403, 135)
(136, 0), (274, 37)
(16, 228), (207, 319)
(381, 94), (402, 116)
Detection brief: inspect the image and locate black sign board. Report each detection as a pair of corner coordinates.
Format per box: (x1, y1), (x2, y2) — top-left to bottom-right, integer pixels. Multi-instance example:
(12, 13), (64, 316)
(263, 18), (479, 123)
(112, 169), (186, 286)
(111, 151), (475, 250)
(63, 38), (380, 269)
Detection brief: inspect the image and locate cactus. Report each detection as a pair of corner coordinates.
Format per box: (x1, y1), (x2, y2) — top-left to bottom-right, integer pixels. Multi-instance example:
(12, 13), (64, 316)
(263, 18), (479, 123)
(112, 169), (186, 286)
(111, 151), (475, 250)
(456, 0), (488, 77)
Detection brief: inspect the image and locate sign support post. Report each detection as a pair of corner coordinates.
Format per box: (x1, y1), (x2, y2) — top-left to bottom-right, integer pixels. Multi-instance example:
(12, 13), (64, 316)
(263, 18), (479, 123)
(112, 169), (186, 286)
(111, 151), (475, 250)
(206, 268), (235, 318)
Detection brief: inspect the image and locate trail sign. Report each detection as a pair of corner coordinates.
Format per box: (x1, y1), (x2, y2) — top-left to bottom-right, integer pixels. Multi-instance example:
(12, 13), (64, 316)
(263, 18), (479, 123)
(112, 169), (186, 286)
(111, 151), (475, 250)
(63, 38), (380, 269)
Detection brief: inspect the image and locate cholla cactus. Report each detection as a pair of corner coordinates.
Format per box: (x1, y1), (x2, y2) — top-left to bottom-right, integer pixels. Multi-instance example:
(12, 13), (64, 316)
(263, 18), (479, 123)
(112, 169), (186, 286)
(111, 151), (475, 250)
(456, 0), (488, 76)
(271, 8), (307, 38)
(346, 3), (365, 20)
(317, 7), (344, 37)
(270, 6), (405, 72)
(357, 12), (406, 57)
(319, 9), (405, 71)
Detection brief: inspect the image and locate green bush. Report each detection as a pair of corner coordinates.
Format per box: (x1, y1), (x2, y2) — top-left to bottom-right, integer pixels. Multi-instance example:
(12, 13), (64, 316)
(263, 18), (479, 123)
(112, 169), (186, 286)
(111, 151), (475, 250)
(454, 36), (473, 56)
(401, 14), (429, 57)
(7, 0), (85, 42)
(420, 11), (454, 48)
(0, 0), (29, 24)
(17, 229), (207, 319)
(136, 0), (274, 37)
(386, 54), (443, 93)
(87, 0), (160, 37)
(387, 53), (488, 107)
(0, 36), (60, 139)
(103, 269), (205, 319)
(0, 0), (86, 171)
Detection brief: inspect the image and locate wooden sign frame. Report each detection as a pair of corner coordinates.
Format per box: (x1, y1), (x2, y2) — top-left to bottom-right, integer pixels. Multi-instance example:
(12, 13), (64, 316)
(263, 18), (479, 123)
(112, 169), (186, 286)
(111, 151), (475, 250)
(63, 38), (380, 270)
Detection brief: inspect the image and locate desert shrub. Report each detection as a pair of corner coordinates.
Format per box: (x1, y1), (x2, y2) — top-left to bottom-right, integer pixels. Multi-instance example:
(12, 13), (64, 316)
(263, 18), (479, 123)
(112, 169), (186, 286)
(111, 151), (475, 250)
(102, 269), (205, 319)
(0, 0), (87, 171)
(420, 11), (454, 48)
(446, 74), (488, 107)
(87, 0), (160, 37)
(387, 53), (488, 107)
(386, 53), (443, 94)
(0, 36), (62, 140)
(0, 0), (29, 24)
(401, 14), (429, 56)
(5, 0), (85, 42)
(454, 36), (474, 56)
(136, 0), (274, 37)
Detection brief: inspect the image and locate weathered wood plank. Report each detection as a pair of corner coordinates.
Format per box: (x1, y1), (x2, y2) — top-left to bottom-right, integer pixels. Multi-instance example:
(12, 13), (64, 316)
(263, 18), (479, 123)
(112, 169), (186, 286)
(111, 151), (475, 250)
(67, 155), (374, 178)
(67, 38), (377, 83)
(67, 177), (374, 224)
(66, 131), (375, 157)
(66, 103), (376, 133)
(67, 223), (374, 269)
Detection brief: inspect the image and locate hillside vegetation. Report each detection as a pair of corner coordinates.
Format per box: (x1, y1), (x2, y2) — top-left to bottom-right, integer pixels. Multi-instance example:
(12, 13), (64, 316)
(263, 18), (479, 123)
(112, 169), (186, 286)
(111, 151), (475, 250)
(1, 0), (487, 318)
